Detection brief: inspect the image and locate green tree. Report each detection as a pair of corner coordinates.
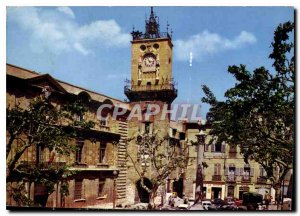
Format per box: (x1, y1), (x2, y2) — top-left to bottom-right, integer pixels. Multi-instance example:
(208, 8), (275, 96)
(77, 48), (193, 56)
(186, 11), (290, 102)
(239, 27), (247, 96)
(6, 96), (94, 206)
(201, 21), (294, 208)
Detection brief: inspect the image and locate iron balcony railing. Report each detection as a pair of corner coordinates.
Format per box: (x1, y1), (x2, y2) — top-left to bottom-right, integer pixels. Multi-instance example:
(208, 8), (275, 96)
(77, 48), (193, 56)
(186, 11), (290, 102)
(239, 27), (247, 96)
(257, 176), (267, 184)
(212, 175), (222, 181)
(124, 83), (177, 93)
(226, 175), (236, 182)
(241, 176), (252, 182)
(132, 32), (172, 41)
(20, 161), (67, 170)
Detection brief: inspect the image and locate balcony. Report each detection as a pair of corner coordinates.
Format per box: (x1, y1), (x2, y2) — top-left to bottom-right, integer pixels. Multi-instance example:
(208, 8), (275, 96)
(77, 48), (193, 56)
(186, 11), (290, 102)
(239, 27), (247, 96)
(241, 176), (251, 183)
(257, 177), (267, 184)
(131, 31), (172, 41)
(212, 175), (222, 181)
(228, 151), (237, 158)
(20, 161), (67, 171)
(124, 82), (177, 102)
(226, 175), (236, 183)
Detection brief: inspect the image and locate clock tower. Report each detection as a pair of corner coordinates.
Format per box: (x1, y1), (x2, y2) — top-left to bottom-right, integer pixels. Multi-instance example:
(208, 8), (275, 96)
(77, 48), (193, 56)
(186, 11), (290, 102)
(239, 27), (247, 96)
(124, 7), (178, 204)
(125, 7), (177, 103)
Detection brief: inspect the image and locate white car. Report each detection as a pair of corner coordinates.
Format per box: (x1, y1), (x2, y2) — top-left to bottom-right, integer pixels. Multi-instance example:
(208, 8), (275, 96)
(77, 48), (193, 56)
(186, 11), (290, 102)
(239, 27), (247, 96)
(178, 203), (190, 210)
(201, 200), (212, 210)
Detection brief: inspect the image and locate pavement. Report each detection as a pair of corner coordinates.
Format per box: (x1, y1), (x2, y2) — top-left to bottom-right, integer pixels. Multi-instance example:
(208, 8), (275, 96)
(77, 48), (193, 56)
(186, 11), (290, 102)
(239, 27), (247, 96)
(86, 203), (114, 209)
(189, 203), (204, 210)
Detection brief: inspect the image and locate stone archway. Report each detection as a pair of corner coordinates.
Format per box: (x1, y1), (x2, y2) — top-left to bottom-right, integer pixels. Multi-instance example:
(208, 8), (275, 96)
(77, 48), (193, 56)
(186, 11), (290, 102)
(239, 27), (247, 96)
(136, 178), (153, 203)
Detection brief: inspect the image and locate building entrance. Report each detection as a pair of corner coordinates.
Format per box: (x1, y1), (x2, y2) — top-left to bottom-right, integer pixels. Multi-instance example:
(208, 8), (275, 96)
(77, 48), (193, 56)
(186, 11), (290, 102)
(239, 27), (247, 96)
(211, 187), (222, 199)
(136, 178), (153, 203)
(173, 178), (184, 198)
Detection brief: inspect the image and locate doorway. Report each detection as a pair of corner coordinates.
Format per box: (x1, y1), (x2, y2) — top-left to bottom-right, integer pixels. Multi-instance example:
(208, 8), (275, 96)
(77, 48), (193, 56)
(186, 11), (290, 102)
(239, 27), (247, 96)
(239, 186), (249, 200)
(136, 178), (153, 203)
(146, 82), (151, 91)
(227, 185), (235, 197)
(34, 184), (49, 207)
(211, 187), (222, 199)
(173, 178), (184, 198)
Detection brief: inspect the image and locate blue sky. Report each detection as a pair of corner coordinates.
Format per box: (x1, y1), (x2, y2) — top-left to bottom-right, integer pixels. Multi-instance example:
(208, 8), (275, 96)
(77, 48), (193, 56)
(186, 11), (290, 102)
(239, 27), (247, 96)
(6, 6), (294, 118)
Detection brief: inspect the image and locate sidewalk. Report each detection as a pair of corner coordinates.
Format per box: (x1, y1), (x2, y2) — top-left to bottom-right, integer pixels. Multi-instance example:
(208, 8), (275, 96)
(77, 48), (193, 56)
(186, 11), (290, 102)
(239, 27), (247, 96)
(86, 202), (114, 209)
(266, 204), (280, 210)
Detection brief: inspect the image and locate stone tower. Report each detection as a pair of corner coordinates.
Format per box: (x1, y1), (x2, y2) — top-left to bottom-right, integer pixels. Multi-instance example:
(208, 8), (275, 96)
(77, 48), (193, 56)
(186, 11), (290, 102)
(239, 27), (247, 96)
(124, 7), (177, 204)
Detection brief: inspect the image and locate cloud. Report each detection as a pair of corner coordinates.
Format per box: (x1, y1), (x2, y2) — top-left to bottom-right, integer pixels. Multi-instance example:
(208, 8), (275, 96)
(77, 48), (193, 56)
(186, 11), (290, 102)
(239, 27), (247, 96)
(7, 7), (131, 56)
(174, 30), (256, 61)
(57, 7), (75, 19)
(73, 42), (90, 56)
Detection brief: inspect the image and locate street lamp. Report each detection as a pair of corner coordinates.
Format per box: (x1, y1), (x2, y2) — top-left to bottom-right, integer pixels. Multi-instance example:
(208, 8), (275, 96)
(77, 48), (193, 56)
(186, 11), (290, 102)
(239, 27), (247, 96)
(195, 129), (206, 204)
(112, 170), (119, 209)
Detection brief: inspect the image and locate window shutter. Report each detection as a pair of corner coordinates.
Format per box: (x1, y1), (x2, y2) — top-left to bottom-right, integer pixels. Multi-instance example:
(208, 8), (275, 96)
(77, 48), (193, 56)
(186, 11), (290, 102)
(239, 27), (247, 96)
(211, 144), (215, 152)
(221, 143), (225, 153)
(235, 168), (239, 176)
(214, 164), (217, 175)
(250, 168), (254, 177)
(217, 164), (221, 175)
(225, 166), (228, 176)
(204, 144), (209, 152)
(240, 168), (244, 176)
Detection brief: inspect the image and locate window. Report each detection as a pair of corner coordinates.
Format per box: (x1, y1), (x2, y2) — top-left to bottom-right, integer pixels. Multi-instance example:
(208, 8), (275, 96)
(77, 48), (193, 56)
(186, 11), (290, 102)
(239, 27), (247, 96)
(143, 122), (153, 134)
(74, 179), (83, 200)
(179, 132), (185, 140)
(141, 154), (150, 167)
(215, 143), (222, 152)
(204, 144), (209, 152)
(99, 142), (106, 163)
(243, 164), (253, 180)
(146, 82), (151, 90)
(100, 113), (109, 127)
(98, 179), (105, 197)
(212, 142), (224, 152)
(227, 165), (236, 181)
(229, 145), (237, 158)
(172, 129), (176, 137)
(214, 163), (221, 175)
(228, 186), (235, 197)
(243, 171), (250, 180)
(259, 165), (266, 177)
(36, 145), (45, 164)
(145, 122), (150, 134)
(76, 140), (84, 163)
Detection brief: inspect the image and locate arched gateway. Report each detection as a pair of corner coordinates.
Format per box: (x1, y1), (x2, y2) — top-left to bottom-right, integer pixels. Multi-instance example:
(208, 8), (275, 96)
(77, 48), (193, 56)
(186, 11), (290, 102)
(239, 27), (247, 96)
(136, 178), (153, 203)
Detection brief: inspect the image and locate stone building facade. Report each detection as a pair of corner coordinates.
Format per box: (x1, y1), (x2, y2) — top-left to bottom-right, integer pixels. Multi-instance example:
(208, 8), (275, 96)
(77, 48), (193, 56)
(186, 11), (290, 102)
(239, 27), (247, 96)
(183, 122), (274, 202)
(6, 64), (130, 208)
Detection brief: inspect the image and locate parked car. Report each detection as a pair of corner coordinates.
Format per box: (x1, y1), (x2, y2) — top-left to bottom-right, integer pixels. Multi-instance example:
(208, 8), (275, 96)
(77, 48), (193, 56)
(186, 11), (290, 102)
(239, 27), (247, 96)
(201, 200), (212, 210)
(225, 197), (241, 208)
(211, 198), (225, 207)
(207, 203), (218, 210)
(188, 198), (195, 206)
(178, 203), (191, 210)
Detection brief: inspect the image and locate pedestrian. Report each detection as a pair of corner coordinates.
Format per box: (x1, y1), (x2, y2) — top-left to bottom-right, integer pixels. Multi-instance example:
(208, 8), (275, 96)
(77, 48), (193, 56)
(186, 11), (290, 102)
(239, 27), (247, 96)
(264, 191), (271, 210)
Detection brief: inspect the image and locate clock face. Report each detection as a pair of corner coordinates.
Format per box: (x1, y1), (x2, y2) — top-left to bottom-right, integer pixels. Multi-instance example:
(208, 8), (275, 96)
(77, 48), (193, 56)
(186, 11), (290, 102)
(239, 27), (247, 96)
(143, 56), (156, 67)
